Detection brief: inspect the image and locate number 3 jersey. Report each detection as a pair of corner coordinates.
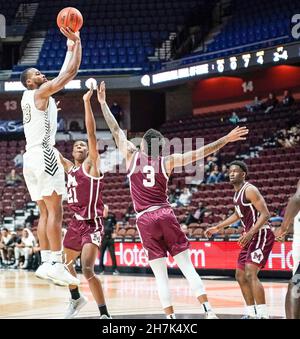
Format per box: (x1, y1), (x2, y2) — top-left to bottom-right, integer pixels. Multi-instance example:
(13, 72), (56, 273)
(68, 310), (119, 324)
(127, 152), (170, 213)
(67, 164), (104, 220)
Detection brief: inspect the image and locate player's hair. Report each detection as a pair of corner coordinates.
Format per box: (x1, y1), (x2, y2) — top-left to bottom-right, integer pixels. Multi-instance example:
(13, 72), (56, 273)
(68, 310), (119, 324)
(20, 68), (34, 89)
(142, 129), (165, 158)
(229, 160), (248, 174)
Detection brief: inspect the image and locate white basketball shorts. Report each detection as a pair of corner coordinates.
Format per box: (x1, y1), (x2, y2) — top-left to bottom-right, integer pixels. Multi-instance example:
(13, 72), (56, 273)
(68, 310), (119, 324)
(23, 146), (66, 201)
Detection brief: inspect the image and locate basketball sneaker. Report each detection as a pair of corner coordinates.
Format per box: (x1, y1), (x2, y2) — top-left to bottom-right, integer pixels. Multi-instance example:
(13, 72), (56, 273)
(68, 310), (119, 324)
(64, 295), (88, 319)
(100, 314), (112, 319)
(47, 263), (80, 286)
(205, 311), (218, 319)
(35, 262), (52, 280)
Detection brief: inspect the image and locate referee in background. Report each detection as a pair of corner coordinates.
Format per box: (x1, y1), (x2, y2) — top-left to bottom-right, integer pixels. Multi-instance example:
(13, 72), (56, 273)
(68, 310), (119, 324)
(99, 205), (119, 275)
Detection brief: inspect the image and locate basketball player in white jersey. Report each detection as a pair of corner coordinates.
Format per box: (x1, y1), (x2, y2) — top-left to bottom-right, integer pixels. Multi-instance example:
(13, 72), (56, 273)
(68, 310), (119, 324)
(97, 81), (248, 319)
(20, 27), (81, 286)
(276, 180), (300, 318)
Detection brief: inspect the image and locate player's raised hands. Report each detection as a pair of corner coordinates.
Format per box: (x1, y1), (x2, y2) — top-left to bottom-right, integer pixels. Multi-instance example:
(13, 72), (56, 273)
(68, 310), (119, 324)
(225, 126), (249, 143)
(83, 83), (94, 102)
(97, 81), (106, 105)
(60, 27), (80, 42)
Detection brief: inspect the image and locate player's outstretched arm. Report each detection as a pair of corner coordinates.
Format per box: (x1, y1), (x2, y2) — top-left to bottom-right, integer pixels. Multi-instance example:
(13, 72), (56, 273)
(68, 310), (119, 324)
(83, 84), (100, 174)
(276, 180), (300, 241)
(97, 81), (136, 162)
(204, 212), (240, 238)
(164, 126), (248, 174)
(37, 28), (82, 98)
(59, 153), (74, 173)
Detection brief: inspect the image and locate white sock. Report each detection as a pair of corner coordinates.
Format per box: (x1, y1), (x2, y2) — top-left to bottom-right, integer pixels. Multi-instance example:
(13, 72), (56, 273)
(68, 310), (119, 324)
(247, 305), (256, 317)
(166, 313), (176, 319)
(202, 302), (212, 313)
(51, 251), (63, 264)
(256, 304), (269, 318)
(41, 250), (51, 263)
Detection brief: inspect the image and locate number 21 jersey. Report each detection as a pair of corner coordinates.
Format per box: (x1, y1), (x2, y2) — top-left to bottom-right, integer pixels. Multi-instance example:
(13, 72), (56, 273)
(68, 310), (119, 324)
(67, 164), (104, 220)
(128, 152), (170, 213)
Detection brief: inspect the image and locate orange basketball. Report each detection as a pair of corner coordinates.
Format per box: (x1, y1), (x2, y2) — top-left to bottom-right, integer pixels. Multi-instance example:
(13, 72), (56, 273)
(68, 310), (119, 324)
(57, 7), (83, 32)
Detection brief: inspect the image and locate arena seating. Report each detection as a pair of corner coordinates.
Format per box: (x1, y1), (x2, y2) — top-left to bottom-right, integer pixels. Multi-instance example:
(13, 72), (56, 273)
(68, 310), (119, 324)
(12, 0), (201, 75)
(177, 0), (299, 66)
(10, 0), (300, 75)
(0, 1), (25, 25)
(1, 101), (298, 240)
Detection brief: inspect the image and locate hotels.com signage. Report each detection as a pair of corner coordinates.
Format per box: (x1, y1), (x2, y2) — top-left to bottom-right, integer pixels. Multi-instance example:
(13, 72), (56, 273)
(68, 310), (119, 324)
(102, 242), (294, 272)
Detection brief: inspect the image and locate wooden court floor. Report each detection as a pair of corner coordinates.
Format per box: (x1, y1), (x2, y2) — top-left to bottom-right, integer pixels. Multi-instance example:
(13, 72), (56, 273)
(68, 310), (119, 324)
(0, 269), (287, 319)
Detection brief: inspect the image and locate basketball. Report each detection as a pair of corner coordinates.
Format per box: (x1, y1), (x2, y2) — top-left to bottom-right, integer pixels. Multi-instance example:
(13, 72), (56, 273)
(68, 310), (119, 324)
(56, 7), (83, 32)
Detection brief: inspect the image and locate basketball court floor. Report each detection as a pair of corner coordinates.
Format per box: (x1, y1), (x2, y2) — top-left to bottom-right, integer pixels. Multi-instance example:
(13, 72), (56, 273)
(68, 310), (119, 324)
(0, 270), (287, 319)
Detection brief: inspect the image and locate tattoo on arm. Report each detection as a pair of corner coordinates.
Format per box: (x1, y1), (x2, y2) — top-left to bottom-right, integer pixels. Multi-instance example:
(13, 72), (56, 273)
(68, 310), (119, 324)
(101, 102), (125, 144)
(202, 136), (227, 158)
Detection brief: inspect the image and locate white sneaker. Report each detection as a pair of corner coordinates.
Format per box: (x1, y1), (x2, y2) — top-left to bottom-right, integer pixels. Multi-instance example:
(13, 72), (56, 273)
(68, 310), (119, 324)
(21, 261), (28, 269)
(100, 314), (112, 319)
(35, 262), (52, 280)
(64, 295), (88, 319)
(47, 263), (80, 287)
(205, 311), (218, 319)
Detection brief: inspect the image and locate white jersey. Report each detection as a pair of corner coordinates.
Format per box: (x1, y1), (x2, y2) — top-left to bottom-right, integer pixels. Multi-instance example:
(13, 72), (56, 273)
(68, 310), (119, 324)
(21, 89), (59, 177)
(21, 89), (57, 151)
(292, 211), (300, 274)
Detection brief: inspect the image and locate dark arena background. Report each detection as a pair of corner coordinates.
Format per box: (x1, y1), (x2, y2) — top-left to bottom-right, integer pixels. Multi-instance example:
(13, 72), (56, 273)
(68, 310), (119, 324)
(0, 0), (300, 321)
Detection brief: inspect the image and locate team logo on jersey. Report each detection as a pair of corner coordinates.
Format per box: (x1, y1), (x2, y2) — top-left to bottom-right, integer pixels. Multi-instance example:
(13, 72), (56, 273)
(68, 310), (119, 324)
(251, 249), (264, 264)
(22, 104), (31, 124)
(91, 231), (101, 247)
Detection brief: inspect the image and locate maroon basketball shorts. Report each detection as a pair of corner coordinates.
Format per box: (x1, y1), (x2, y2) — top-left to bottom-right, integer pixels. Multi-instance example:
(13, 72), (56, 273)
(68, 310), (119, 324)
(136, 207), (189, 261)
(237, 227), (275, 270)
(63, 218), (104, 252)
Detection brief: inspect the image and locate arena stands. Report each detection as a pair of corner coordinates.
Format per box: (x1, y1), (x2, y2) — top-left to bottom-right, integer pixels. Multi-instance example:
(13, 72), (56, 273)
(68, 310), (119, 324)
(1, 100), (299, 242)
(12, 0), (203, 75)
(171, 0), (300, 66)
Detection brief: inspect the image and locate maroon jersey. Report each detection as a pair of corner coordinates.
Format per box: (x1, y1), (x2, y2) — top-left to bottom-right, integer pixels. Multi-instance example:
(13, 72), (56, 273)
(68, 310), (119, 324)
(233, 181), (262, 232)
(128, 152), (170, 213)
(67, 164), (104, 220)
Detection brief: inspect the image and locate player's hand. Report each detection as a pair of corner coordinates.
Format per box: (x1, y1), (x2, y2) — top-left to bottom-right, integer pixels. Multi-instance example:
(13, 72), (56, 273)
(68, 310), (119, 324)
(83, 83), (94, 102)
(97, 81), (106, 105)
(60, 27), (80, 42)
(275, 227), (287, 242)
(238, 231), (254, 247)
(204, 226), (219, 238)
(225, 126), (249, 143)
(56, 101), (61, 112)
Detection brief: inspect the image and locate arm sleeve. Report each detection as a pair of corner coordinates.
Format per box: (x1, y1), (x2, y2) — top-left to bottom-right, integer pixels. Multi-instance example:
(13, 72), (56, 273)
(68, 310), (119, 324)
(58, 39), (74, 76)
